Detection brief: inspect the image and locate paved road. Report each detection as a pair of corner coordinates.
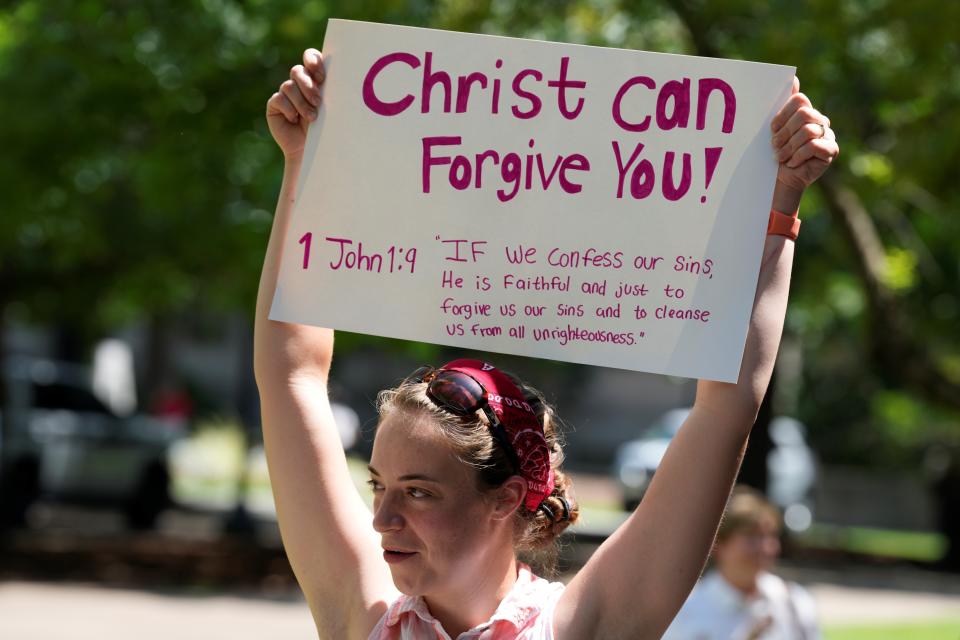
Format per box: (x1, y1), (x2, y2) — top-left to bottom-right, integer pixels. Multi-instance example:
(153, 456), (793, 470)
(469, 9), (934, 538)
(2, 491), (958, 638)
(3, 565), (959, 639)
(783, 562), (960, 626)
(0, 581), (317, 640)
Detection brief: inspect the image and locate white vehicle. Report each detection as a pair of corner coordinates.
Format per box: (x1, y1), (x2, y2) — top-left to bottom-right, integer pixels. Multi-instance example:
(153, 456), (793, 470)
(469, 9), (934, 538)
(612, 408), (817, 532)
(0, 358), (186, 529)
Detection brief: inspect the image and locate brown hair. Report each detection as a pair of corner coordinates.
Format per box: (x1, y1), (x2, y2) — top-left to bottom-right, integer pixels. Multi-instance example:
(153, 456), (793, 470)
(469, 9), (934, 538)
(716, 485), (782, 543)
(376, 370), (579, 577)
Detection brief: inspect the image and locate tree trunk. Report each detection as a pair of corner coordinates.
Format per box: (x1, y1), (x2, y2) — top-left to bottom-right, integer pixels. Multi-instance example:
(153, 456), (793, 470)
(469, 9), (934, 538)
(0, 300), (8, 468)
(142, 314), (179, 415)
(54, 323), (86, 363)
(818, 175), (960, 410)
(738, 373), (773, 493)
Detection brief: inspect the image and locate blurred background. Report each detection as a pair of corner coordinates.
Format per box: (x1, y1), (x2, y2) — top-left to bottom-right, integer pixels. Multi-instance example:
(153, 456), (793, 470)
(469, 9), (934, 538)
(1, 1), (958, 638)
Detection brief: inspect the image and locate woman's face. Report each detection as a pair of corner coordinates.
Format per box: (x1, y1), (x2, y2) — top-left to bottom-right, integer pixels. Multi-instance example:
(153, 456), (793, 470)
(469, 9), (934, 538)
(714, 514), (781, 579)
(368, 410), (506, 597)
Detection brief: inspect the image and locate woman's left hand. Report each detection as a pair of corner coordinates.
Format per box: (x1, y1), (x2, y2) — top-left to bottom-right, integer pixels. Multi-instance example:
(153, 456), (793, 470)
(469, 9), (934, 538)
(771, 77), (839, 202)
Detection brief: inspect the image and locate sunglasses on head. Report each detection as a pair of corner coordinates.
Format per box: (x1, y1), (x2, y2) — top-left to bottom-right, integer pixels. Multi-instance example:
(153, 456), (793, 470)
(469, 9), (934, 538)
(408, 365), (521, 472)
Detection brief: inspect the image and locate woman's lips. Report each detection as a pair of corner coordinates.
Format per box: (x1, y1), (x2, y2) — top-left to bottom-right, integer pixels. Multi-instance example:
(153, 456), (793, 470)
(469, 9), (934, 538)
(383, 549), (418, 564)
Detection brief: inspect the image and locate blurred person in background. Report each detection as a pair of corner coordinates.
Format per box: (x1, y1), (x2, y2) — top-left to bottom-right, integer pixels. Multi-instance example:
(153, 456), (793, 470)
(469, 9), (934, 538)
(663, 486), (820, 640)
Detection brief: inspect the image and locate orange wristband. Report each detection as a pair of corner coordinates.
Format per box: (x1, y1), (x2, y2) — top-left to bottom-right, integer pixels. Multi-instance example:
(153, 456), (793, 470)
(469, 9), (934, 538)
(767, 208), (801, 241)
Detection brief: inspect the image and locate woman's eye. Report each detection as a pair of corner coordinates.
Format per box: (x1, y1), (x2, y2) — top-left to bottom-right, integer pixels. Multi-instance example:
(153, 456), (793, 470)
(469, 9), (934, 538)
(365, 480), (429, 498)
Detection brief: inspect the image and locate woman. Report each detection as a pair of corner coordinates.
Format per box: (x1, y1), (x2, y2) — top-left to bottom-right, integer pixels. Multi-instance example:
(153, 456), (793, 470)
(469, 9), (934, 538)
(255, 48), (839, 640)
(662, 486), (820, 639)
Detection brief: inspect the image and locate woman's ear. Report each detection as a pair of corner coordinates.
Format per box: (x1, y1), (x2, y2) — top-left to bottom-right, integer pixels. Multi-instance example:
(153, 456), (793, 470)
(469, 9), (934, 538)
(490, 475), (527, 521)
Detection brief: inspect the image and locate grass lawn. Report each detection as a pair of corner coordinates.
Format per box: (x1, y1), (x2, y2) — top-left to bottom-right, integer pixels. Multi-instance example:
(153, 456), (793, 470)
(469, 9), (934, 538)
(800, 523), (947, 563)
(825, 620), (960, 639)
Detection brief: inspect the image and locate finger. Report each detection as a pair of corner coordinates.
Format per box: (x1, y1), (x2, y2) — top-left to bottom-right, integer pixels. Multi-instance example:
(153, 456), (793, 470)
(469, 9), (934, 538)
(303, 48), (325, 84)
(791, 76), (800, 95)
(774, 103), (825, 146)
(776, 119), (826, 162)
(773, 104), (828, 150)
(291, 64), (321, 107)
(771, 91), (811, 131)
(785, 138), (839, 168)
(280, 78), (316, 121)
(267, 91), (299, 124)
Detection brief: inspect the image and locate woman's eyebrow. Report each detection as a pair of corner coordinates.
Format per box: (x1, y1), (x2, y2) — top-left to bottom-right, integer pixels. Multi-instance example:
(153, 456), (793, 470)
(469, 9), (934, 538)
(398, 474), (441, 483)
(366, 465), (441, 483)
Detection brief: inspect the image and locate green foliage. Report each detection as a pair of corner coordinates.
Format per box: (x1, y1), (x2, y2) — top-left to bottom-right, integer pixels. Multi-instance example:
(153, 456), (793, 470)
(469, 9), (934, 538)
(0, 0), (407, 330)
(2, 0), (957, 467)
(756, 1), (960, 464)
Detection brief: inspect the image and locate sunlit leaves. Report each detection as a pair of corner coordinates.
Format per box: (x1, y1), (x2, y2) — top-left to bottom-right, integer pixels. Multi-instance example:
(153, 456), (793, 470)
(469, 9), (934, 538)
(882, 247), (918, 293)
(850, 151), (893, 185)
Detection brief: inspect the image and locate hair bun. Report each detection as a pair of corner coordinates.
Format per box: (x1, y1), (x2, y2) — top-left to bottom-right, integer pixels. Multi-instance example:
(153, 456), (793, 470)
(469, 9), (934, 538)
(538, 496), (572, 523)
(537, 501), (557, 522)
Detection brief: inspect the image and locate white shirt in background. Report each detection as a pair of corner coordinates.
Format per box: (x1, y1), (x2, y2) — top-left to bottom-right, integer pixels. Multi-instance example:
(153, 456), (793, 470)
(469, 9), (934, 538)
(661, 570), (820, 640)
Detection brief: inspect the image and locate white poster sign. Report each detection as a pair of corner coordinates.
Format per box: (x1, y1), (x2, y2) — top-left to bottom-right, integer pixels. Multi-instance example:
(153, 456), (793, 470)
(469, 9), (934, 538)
(270, 19), (795, 382)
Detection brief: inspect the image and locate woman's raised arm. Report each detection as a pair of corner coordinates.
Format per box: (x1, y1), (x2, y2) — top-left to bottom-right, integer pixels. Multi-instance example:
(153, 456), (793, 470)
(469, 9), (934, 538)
(554, 78), (839, 640)
(254, 49), (396, 639)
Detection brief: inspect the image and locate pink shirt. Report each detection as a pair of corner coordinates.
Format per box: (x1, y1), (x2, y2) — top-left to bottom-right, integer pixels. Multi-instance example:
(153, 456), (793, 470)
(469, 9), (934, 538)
(368, 564), (565, 640)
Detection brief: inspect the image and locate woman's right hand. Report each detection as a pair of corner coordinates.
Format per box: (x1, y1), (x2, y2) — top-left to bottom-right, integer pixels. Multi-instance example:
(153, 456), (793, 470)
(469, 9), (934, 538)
(266, 48), (325, 159)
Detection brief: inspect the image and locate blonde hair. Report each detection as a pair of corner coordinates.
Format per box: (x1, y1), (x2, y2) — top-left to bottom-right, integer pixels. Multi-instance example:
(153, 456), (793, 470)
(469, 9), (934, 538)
(376, 371), (578, 577)
(716, 485), (782, 543)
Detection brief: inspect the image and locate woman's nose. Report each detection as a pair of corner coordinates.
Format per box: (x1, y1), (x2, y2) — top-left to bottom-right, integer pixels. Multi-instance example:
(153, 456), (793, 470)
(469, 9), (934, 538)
(372, 493), (404, 533)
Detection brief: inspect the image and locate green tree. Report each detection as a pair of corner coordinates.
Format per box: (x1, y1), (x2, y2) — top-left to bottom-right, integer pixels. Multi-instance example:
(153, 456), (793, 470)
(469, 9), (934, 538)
(2, 0), (957, 467)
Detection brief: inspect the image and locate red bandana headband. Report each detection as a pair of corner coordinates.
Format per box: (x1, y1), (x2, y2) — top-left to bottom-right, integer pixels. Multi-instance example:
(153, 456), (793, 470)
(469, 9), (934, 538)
(440, 359), (555, 511)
